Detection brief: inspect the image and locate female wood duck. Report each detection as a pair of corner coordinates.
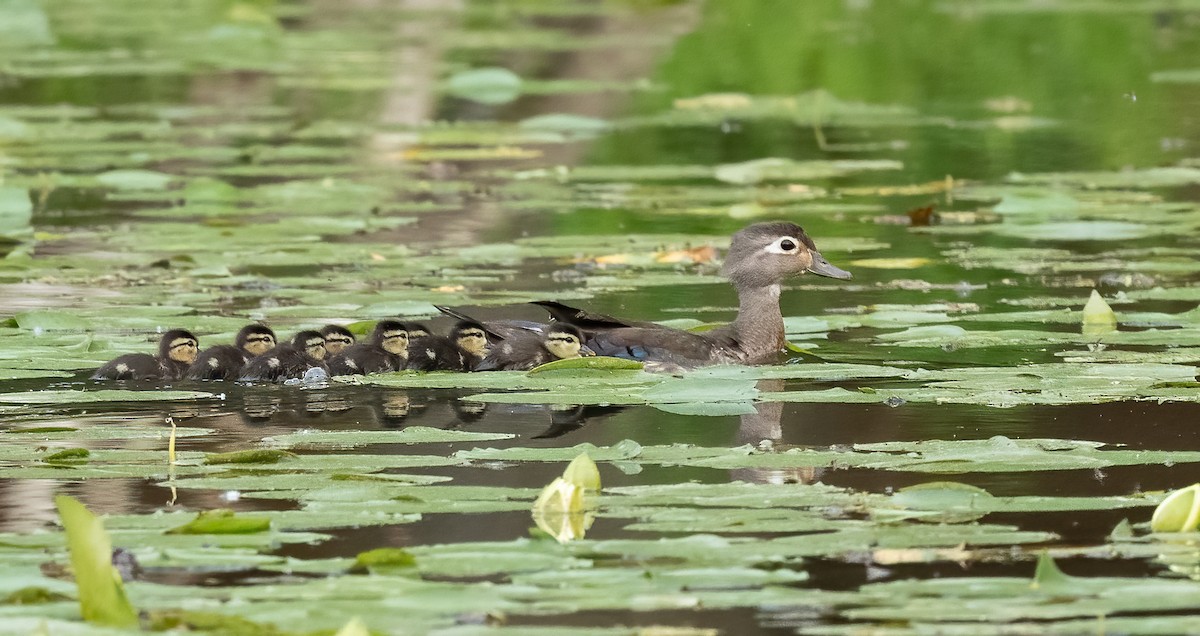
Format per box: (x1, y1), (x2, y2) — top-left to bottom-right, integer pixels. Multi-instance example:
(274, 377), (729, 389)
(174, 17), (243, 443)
(328, 320), (409, 375)
(536, 222), (851, 368)
(238, 330), (327, 382)
(185, 324), (277, 381)
(91, 329), (199, 381)
(320, 324), (356, 357)
(407, 321), (493, 372)
(475, 323), (588, 371)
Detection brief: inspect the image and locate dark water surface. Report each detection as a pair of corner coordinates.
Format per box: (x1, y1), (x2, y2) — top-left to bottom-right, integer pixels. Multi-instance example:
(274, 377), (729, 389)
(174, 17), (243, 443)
(2, 1), (1200, 634)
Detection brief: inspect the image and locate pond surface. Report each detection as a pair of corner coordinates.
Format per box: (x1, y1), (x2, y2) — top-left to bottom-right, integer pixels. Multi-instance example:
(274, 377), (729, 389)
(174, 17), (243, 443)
(3, 0), (1200, 633)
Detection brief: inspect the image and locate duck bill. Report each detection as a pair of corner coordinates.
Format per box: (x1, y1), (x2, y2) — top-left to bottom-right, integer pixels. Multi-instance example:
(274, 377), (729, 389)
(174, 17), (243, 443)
(806, 251), (852, 280)
(579, 344), (597, 357)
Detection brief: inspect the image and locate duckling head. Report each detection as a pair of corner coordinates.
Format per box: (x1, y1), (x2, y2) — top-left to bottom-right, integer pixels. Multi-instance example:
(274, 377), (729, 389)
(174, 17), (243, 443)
(406, 323), (432, 340)
(543, 324), (585, 360)
(292, 330), (328, 362)
(160, 329), (200, 365)
(451, 320), (491, 358)
(722, 221), (851, 289)
(320, 325), (355, 356)
(236, 324), (277, 357)
(373, 319), (410, 358)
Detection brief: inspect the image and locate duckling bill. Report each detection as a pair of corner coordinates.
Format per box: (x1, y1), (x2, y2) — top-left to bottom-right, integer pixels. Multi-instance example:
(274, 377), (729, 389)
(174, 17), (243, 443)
(328, 320), (409, 375)
(185, 324), (277, 381)
(238, 330), (327, 382)
(92, 329), (199, 381)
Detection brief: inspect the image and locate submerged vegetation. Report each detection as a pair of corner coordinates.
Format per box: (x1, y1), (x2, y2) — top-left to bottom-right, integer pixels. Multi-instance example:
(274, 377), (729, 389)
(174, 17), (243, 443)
(1, 0), (1200, 633)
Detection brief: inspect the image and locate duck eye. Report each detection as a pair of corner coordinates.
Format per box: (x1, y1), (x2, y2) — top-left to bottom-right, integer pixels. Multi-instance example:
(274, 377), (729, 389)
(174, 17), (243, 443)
(779, 239), (797, 251)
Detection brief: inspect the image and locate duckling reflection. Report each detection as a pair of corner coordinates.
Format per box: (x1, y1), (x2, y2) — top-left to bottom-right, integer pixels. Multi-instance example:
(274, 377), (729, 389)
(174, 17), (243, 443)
(377, 390), (413, 428)
(92, 329), (199, 381)
(186, 324), (276, 381)
(238, 331), (327, 382)
(303, 389), (353, 416)
(451, 400), (488, 425)
(241, 391), (283, 421)
(319, 324), (356, 357)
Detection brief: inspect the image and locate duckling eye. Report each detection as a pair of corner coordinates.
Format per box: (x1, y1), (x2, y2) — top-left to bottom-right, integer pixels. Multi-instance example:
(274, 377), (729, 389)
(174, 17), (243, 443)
(766, 237), (800, 254)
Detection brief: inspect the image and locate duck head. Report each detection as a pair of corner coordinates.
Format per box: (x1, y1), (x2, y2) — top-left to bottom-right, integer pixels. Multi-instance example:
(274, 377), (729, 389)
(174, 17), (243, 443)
(451, 320), (491, 359)
(236, 324), (277, 357)
(293, 330), (328, 362)
(320, 325), (355, 356)
(543, 324), (587, 360)
(406, 323), (432, 340)
(160, 329), (200, 364)
(372, 320), (410, 358)
(721, 221), (851, 289)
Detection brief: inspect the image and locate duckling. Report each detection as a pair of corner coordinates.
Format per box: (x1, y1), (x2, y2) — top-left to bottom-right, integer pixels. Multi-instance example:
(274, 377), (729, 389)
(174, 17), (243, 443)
(435, 305), (545, 340)
(320, 324), (356, 357)
(185, 324), (277, 381)
(475, 323), (587, 371)
(92, 329), (199, 381)
(407, 320), (494, 372)
(238, 330), (327, 382)
(536, 221), (851, 368)
(328, 320), (409, 375)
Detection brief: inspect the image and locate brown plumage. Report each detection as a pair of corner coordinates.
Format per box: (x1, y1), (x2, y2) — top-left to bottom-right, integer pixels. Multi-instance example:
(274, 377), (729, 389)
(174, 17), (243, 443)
(92, 329), (199, 381)
(185, 324), (277, 381)
(537, 222), (851, 368)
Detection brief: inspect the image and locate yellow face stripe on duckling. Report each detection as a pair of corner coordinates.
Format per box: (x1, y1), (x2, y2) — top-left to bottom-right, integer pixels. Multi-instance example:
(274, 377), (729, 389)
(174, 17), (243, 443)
(544, 334), (582, 359)
(323, 334), (353, 355)
(305, 338), (328, 361)
(243, 334), (276, 356)
(381, 331), (409, 356)
(168, 338), (199, 364)
(456, 329), (489, 357)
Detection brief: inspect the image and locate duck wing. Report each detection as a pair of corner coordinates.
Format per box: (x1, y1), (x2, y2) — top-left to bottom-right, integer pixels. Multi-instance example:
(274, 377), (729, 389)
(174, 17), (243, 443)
(584, 327), (723, 367)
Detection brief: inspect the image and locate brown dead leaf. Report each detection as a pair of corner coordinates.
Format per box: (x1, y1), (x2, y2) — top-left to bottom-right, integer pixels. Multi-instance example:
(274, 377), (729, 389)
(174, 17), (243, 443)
(907, 204), (936, 226)
(370, 253), (387, 262)
(655, 245), (717, 264)
(673, 93), (753, 110)
(841, 176), (957, 197)
(431, 285), (465, 293)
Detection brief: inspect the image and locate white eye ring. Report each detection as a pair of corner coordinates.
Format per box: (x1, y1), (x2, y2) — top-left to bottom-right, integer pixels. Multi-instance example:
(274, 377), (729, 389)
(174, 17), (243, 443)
(765, 237), (800, 255)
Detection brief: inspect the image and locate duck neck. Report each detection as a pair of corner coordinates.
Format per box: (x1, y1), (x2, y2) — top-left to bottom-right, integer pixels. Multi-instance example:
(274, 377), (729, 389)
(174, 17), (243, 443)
(729, 283), (785, 360)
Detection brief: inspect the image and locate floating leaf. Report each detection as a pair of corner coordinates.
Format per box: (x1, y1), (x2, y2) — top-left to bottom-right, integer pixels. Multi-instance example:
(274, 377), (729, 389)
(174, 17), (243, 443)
(165, 509), (271, 535)
(54, 495), (138, 627)
(527, 356), (644, 373)
(0, 186), (33, 238)
(445, 67), (522, 104)
(95, 169), (174, 191)
(352, 548), (416, 573)
(0, 390), (216, 404)
(204, 449), (296, 465)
